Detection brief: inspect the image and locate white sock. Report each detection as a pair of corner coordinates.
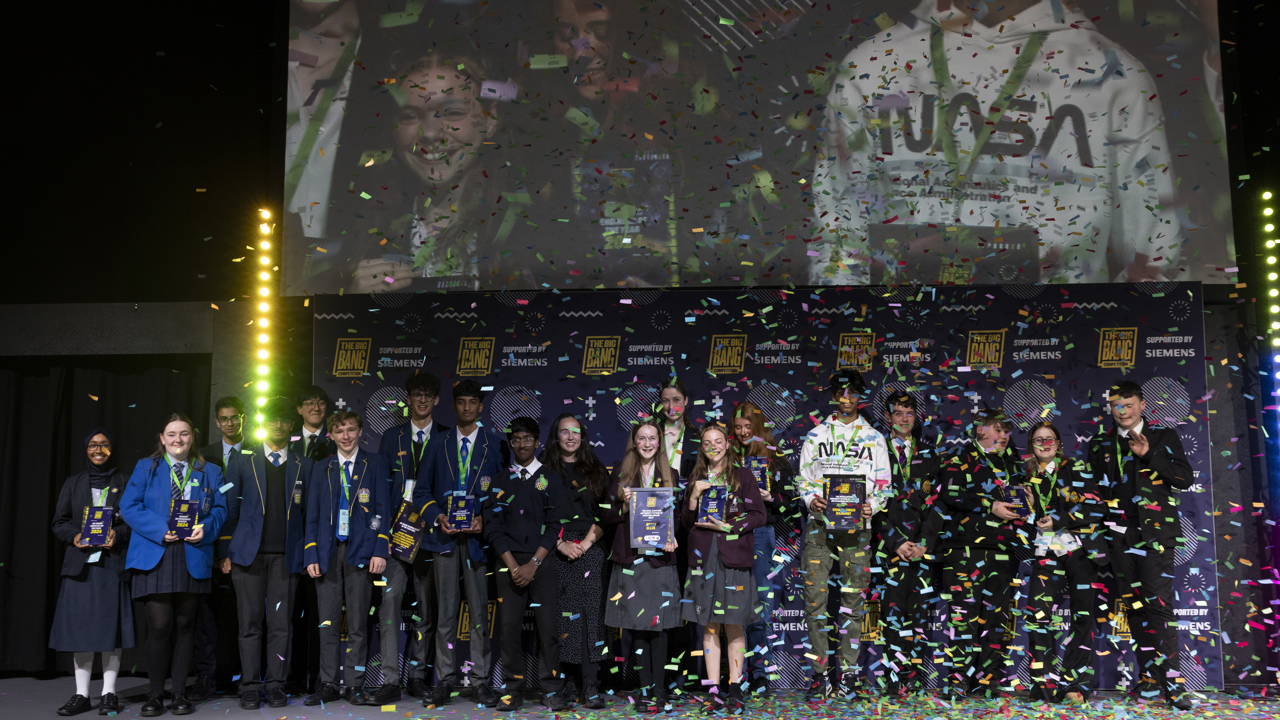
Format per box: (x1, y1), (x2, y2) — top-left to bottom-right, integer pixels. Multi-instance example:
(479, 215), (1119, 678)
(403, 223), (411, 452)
(72, 653), (93, 697)
(102, 650), (122, 695)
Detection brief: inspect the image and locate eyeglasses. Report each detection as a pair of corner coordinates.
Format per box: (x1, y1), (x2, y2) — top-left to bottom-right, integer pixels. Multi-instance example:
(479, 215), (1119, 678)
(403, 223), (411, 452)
(265, 418), (291, 427)
(408, 392), (437, 401)
(87, 443), (111, 451)
(510, 437), (537, 446)
(215, 415), (244, 425)
(301, 400), (326, 410)
(1032, 437), (1058, 446)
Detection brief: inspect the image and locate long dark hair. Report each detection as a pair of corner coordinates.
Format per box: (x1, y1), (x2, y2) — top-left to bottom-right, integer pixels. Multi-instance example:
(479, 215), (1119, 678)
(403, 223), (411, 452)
(616, 418), (675, 490)
(687, 424), (741, 493)
(148, 413), (205, 472)
(540, 413), (608, 498)
(1024, 421), (1064, 477)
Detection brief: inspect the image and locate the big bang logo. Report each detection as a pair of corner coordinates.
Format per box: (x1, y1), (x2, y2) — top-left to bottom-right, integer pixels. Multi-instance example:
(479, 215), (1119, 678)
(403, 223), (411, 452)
(333, 339), (372, 378)
(708, 335), (748, 375)
(1098, 328), (1137, 368)
(456, 337), (495, 376)
(966, 330), (1006, 368)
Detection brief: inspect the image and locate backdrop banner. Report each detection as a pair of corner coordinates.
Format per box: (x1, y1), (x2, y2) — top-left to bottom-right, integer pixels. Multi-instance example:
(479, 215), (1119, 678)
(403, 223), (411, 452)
(314, 281), (1222, 691)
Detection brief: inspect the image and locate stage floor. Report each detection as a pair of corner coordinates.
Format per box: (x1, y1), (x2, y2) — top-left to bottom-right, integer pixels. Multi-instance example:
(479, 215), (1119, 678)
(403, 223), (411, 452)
(0, 677), (1274, 719)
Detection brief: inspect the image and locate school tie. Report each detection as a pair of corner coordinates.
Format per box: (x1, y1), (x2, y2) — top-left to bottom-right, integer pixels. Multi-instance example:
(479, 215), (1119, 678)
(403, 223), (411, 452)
(305, 434), (316, 459)
(270, 452), (281, 467)
(459, 437), (471, 488)
(521, 468), (529, 482)
(416, 429), (425, 444)
(337, 460), (352, 542)
(171, 462), (185, 500)
(896, 444), (907, 466)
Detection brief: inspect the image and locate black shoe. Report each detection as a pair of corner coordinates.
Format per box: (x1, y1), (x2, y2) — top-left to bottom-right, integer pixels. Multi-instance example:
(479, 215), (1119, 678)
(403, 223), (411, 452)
(473, 684), (500, 708)
(839, 674), (866, 702)
(425, 683), (453, 708)
(546, 692), (570, 712)
(496, 687), (523, 712)
(139, 695), (166, 717)
(564, 680), (580, 704)
(405, 679), (429, 700)
(882, 682), (901, 699)
(169, 695), (193, 716)
(348, 689), (372, 706)
(266, 688), (288, 708)
(1129, 680), (1160, 700)
(57, 695), (92, 716)
(1168, 693), (1194, 711)
(98, 693), (121, 715)
(939, 683), (965, 701)
(1027, 684), (1048, 703)
(580, 682), (605, 709)
(238, 691), (261, 710)
(724, 684), (744, 714)
(369, 685), (401, 705)
(748, 677), (770, 699)
(701, 688), (724, 715)
(304, 683), (342, 706)
(804, 672), (830, 702)
(187, 677), (213, 702)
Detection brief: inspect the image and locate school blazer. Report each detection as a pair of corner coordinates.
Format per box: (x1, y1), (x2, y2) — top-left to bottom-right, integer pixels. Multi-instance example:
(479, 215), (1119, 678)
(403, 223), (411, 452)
(881, 438), (946, 555)
(198, 441), (240, 471)
(290, 430), (336, 463)
(1088, 420), (1193, 546)
(304, 450), (391, 573)
(51, 469), (132, 578)
(412, 428), (510, 561)
(120, 458), (228, 579)
(219, 446), (313, 573)
(378, 421), (451, 511)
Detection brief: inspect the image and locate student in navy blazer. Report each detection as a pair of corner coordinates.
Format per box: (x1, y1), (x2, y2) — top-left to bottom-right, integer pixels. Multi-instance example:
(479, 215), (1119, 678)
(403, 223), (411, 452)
(303, 410), (392, 707)
(370, 373), (450, 704)
(120, 414), (228, 717)
(411, 379), (509, 708)
(216, 397), (313, 709)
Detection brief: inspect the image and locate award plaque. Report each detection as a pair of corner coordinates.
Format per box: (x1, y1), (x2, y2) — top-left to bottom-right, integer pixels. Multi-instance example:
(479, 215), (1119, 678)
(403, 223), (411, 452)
(629, 487), (674, 549)
(449, 494), (476, 530)
(81, 507), (113, 546)
(390, 501), (427, 562)
(1000, 484), (1033, 519)
(698, 486), (727, 525)
(168, 499), (199, 539)
(746, 456), (770, 493)
(824, 474), (865, 531)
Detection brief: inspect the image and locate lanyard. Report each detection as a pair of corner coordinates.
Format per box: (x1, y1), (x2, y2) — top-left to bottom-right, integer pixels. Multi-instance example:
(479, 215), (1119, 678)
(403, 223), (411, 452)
(707, 467), (727, 487)
(170, 461), (194, 498)
(457, 436), (471, 492)
(283, 38), (359, 208)
(339, 459), (354, 502)
(930, 24), (1047, 187)
(1031, 462), (1058, 512)
(92, 486), (108, 507)
(412, 428), (430, 470)
(665, 424), (684, 470)
(640, 462), (655, 489)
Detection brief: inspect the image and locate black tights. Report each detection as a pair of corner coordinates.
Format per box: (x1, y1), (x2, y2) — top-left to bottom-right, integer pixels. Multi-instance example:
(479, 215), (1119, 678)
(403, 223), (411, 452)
(143, 593), (199, 697)
(632, 630), (668, 696)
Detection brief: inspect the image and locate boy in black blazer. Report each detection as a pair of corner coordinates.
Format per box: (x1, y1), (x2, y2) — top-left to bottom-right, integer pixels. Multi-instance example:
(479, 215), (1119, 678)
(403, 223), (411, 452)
(1089, 380), (1194, 710)
(218, 397), (313, 709)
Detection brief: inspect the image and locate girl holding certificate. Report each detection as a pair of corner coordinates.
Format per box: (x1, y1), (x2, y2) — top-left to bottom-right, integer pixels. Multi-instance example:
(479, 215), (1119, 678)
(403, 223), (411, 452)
(540, 413), (610, 709)
(729, 402), (795, 698)
(121, 415), (228, 717)
(1023, 421), (1107, 705)
(50, 428), (134, 716)
(680, 425), (765, 714)
(601, 419), (680, 712)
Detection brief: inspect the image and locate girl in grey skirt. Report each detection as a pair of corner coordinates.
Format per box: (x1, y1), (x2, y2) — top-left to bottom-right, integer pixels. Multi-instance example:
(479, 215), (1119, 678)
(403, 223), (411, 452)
(601, 419), (682, 713)
(679, 425), (765, 714)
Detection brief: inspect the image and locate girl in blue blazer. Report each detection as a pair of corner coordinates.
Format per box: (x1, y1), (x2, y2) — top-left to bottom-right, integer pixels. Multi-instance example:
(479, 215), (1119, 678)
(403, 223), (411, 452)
(120, 414), (228, 717)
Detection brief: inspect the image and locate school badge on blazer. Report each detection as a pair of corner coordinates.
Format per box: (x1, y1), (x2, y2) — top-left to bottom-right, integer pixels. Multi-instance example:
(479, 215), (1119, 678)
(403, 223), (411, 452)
(535, 476), (548, 491)
(480, 475), (492, 492)
(358, 488), (370, 504)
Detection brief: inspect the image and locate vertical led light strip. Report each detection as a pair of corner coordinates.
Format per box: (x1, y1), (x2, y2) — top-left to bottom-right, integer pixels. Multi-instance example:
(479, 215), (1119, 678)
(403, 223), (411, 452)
(253, 208), (275, 440)
(1265, 191), (1278, 433)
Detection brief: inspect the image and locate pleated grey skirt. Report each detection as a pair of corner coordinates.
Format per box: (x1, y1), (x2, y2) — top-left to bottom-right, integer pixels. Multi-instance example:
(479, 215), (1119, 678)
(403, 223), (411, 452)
(131, 542), (211, 598)
(680, 536), (758, 626)
(49, 562), (136, 652)
(605, 559), (682, 631)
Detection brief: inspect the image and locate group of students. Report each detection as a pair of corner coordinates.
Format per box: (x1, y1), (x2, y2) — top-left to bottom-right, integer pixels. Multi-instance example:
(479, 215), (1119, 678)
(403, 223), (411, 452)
(47, 369), (1195, 716)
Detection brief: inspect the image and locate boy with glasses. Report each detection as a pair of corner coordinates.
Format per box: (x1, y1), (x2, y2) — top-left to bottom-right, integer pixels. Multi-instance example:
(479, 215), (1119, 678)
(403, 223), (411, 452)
(200, 397), (245, 470)
(293, 387), (336, 462)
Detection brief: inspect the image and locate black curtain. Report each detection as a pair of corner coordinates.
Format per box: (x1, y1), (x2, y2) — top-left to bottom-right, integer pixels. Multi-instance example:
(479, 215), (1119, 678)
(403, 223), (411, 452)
(0, 354), (211, 673)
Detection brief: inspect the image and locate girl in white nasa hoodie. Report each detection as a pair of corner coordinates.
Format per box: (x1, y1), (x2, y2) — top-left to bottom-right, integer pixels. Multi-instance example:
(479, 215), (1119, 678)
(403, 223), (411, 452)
(809, 0), (1183, 286)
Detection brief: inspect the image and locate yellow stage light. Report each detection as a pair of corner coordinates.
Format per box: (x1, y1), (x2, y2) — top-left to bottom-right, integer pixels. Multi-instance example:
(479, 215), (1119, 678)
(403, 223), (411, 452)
(260, 223), (272, 234)
(260, 209), (271, 220)
(258, 334), (269, 343)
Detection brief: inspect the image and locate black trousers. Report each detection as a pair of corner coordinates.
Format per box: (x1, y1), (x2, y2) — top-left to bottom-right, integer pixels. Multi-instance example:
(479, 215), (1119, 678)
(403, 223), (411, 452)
(942, 547), (1016, 690)
(378, 554), (436, 686)
(315, 542), (374, 688)
(880, 556), (936, 688)
(143, 593), (199, 696)
(1110, 535), (1180, 696)
(231, 553), (298, 692)
(287, 572), (321, 691)
(497, 553), (563, 695)
(1026, 548), (1100, 692)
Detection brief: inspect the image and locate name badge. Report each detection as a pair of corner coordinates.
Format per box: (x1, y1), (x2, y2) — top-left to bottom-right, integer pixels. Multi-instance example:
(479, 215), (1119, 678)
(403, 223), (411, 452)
(358, 488), (370, 504)
(403, 479), (416, 502)
(338, 508), (350, 537)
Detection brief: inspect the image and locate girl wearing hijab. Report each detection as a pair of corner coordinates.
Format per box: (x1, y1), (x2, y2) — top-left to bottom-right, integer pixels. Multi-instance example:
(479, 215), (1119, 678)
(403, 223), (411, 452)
(50, 428), (135, 716)
(601, 418), (681, 713)
(121, 414), (227, 717)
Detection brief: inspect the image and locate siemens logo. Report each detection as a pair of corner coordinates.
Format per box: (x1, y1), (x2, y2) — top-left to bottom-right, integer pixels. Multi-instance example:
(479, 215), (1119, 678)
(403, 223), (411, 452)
(881, 353), (931, 364)
(1014, 350), (1063, 360)
(627, 356), (675, 366)
(752, 354), (803, 364)
(1145, 349), (1196, 358)
(501, 358), (548, 367)
(378, 358), (425, 368)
